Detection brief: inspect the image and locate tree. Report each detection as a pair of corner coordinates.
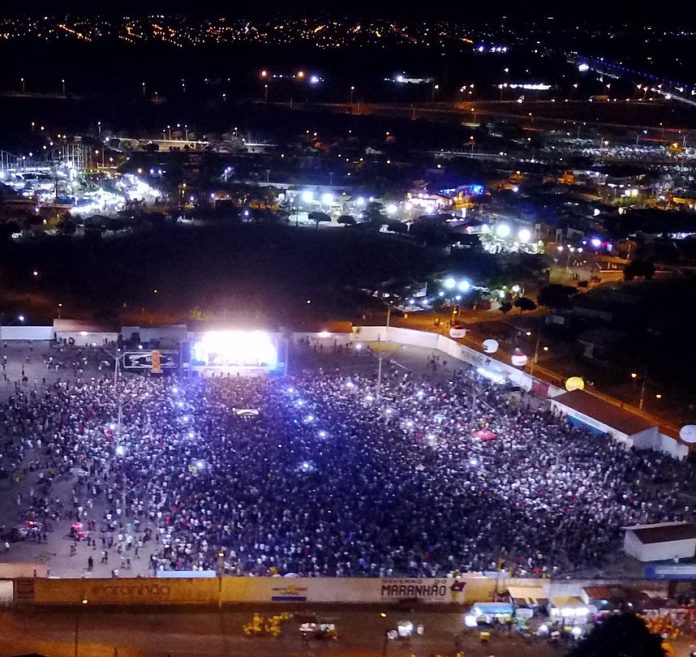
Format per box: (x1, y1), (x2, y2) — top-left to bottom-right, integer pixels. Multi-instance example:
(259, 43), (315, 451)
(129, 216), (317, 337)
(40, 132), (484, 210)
(514, 297), (537, 312)
(500, 301), (513, 314)
(538, 284), (575, 308)
(365, 202), (386, 224)
(338, 215), (356, 226)
(569, 614), (665, 657)
(308, 211), (331, 228)
(624, 259), (656, 281)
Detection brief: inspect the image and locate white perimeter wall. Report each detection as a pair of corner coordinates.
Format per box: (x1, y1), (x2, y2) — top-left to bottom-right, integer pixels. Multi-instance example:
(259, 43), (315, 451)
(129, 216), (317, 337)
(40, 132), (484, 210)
(0, 326), (53, 341)
(353, 325), (559, 393)
(350, 326), (684, 460)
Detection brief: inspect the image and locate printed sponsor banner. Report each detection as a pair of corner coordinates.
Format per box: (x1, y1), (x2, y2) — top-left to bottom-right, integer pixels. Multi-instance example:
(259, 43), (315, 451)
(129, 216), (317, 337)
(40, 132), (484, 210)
(646, 564), (696, 580)
(379, 578), (465, 602)
(270, 582), (308, 602)
(122, 350), (178, 370)
(151, 350), (162, 374)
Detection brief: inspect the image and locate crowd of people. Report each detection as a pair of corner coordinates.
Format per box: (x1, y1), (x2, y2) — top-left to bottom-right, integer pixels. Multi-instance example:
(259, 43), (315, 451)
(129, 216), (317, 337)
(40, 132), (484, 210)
(2, 344), (696, 579)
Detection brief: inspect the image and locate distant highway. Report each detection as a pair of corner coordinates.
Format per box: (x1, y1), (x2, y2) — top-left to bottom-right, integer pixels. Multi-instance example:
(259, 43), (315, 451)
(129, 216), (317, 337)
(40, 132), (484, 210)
(309, 100), (696, 138)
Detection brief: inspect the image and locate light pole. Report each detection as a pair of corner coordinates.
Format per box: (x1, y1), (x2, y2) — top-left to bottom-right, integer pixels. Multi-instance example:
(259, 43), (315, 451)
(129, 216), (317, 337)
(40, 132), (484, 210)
(74, 599), (88, 657)
(375, 305), (392, 402)
(380, 613), (389, 657)
(20, 77), (25, 94)
(105, 346), (127, 516)
(142, 81), (147, 97)
(97, 121), (102, 137)
(529, 318), (543, 376)
(264, 84), (269, 103)
(61, 79), (66, 97)
(631, 370), (648, 410)
(350, 85), (355, 105)
(116, 407), (127, 517)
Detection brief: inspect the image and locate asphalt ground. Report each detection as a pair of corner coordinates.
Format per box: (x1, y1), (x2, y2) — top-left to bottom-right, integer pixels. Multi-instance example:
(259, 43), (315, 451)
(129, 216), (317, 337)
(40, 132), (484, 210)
(0, 605), (566, 657)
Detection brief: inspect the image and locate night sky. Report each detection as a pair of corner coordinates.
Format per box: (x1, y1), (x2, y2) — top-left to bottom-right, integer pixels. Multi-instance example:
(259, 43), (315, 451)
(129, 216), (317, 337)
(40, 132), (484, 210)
(6, 0), (688, 21)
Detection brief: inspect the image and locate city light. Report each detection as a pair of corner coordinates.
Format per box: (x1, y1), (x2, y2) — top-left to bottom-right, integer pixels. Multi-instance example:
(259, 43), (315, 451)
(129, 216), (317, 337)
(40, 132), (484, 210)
(321, 192), (334, 205)
(444, 277), (456, 290)
(301, 190), (314, 203)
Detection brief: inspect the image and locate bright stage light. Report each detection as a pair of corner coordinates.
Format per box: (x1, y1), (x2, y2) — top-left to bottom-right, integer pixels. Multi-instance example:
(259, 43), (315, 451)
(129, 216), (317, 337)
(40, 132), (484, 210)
(191, 331), (278, 369)
(496, 223), (511, 238)
(518, 228), (532, 243)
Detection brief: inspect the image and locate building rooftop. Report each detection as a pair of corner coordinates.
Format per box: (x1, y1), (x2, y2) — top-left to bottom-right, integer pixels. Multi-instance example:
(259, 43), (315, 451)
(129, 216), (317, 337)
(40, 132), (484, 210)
(627, 523), (696, 545)
(553, 389), (655, 437)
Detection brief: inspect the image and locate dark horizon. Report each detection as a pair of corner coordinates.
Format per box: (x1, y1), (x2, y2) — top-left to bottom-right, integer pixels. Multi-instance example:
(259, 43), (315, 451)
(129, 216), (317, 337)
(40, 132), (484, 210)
(3, 0), (694, 23)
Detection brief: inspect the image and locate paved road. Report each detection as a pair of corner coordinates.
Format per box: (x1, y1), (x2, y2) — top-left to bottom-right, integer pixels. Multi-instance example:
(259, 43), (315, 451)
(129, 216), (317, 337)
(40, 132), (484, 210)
(0, 606), (565, 657)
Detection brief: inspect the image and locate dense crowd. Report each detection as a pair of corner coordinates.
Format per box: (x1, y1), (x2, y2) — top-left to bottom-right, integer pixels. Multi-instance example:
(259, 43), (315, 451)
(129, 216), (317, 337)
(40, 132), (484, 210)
(2, 349), (696, 578)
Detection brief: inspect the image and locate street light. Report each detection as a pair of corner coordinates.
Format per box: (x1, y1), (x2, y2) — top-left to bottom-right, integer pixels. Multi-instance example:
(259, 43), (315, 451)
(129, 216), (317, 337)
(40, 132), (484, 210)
(630, 370), (648, 409)
(380, 612), (390, 657)
(61, 79), (66, 97)
(74, 598), (88, 657)
(375, 304), (393, 401)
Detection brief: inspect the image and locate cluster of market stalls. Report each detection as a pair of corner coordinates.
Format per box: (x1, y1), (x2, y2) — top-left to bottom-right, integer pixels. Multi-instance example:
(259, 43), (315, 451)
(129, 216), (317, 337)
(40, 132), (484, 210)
(464, 579), (696, 647)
